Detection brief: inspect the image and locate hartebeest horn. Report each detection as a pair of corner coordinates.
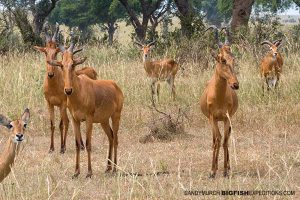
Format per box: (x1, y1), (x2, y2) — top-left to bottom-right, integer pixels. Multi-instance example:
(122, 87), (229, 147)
(261, 40), (274, 47)
(68, 30), (75, 53)
(147, 40), (156, 46)
(134, 40), (144, 47)
(52, 22), (60, 42)
(205, 25), (222, 48)
(273, 39), (282, 47)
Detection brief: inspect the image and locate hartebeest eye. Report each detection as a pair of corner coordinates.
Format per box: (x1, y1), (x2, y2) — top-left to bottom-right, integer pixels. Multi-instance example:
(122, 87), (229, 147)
(7, 124), (13, 129)
(23, 123), (27, 128)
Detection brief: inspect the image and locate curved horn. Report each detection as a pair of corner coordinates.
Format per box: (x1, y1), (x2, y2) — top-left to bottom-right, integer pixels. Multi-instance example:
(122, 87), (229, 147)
(221, 27), (231, 45)
(147, 40), (156, 46)
(205, 25), (222, 48)
(273, 39), (282, 47)
(52, 22), (60, 42)
(134, 40), (144, 47)
(261, 40), (273, 47)
(68, 29), (75, 53)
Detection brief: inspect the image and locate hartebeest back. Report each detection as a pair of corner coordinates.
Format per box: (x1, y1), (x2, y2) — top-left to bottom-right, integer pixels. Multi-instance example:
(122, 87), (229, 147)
(260, 39), (283, 92)
(33, 24), (97, 153)
(0, 109), (30, 182)
(135, 40), (179, 105)
(200, 26), (239, 178)
(48, 37), (124, 178)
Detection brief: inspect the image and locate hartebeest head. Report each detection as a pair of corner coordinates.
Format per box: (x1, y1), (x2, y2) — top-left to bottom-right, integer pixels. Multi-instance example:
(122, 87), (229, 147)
(47, 32), (86, 95)
(33, 23), (60, 78)
(206, 26), (239, 90)
(134, 40), (156, 61)
(261, 39), (282, 58)
(0, 109), (30, 143)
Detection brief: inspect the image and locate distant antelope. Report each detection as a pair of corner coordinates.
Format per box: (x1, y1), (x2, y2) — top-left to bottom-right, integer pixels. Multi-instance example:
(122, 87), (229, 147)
(260, 39), (283, 92)
(47, 36), (124, 178)
(135, 40), (179, 105)
(33, 23), (97, 153)
(0, 109), (30, 182)
(200, 26), (239, 178)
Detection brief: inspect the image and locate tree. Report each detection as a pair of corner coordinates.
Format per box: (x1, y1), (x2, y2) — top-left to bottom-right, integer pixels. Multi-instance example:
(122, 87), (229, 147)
(231, 0), (255, 31)
(173, 0), (202, 38)
(119, 0), (164, 42)
(0, 0), (59, 45)
(292, 0), (300, 7)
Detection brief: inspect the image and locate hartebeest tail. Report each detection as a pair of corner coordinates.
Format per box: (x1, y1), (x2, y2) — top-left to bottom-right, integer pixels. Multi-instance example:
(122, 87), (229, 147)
(134, 40), (179, 105)
(200, 26), (239, 178)
(260, 39), (283, 92)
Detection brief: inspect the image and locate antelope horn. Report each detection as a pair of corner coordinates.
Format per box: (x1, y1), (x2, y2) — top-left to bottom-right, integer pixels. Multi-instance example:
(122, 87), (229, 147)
(147, 40), (156, 46)
(134, 40), (144, 47)
(273, 39), (282, 46)
(261, 40), (273, 47)
(221, 26), (231, 45)
(52, 22), (60, 42)
(68, 29), (75, 53)
(205, 25), (222, 48)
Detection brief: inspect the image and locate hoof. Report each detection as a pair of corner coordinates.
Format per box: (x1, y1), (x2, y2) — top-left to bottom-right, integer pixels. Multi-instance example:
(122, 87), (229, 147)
(80, 145), (85, 151)
(48, 148), (54, 153)
(60, 148), (66, 154)
(105, 167), (112, 173)
(86, 173), (93, 178)
(209, 172), (216, 179)
(72, 172), (80, 179)
(223, 171), (230, 178)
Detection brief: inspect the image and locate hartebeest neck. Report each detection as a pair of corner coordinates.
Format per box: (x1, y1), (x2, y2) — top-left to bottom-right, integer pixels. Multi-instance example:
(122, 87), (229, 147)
(213, 69), (228, 100)
(0, 138), (21, 182)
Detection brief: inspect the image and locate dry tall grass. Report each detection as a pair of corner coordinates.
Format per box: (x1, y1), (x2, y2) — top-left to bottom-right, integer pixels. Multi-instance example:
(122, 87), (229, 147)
(0, 41), (299, 199)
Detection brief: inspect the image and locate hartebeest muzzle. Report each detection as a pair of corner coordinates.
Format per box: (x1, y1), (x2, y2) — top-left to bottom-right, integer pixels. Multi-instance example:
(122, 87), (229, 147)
(65, 88), (73, 95)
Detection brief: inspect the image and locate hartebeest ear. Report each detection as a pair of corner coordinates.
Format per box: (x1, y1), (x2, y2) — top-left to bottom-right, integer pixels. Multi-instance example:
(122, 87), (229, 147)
(0, 114), (12, 129)
(21, 108), (30, 124)
(73, 57), (87, 66)
(33, 46), (46, 53)
(47, 60), (63, 67)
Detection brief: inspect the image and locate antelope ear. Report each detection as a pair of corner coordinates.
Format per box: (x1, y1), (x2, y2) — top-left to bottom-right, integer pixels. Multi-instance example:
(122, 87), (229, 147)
(21, 108), (30, 124)
(33, 46), (46, 53)
(47, 60), (62, 67)
(73, 57), (87, 66)
(0, 114), (12, 129)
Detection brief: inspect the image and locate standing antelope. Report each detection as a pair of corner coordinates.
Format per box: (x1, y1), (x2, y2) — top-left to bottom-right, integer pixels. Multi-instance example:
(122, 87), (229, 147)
(260, 39), (283, 92)
(33, 24), (97, 153)
(0, 109), (30, 182)
(47, 38), (124, 178)
(200, 27), (239, 178)
(135, 41), (179, 105)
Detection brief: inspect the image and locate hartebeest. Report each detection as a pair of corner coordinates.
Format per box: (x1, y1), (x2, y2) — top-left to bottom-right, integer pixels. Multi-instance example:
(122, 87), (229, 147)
(0, 109), (30, 182)
(260, 39), (283, 92)
(47, 38), (124, 178)
(135, 40), (179, 105)
(33, 24), (97, 153)
(200, 27), (239, 178)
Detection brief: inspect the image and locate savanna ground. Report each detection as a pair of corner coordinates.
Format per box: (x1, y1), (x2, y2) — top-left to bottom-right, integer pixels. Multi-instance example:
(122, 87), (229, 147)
(0, 28), (300, 199)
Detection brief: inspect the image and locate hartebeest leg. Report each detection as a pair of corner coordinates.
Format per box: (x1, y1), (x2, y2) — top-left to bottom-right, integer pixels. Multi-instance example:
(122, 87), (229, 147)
(86, 118), (93, 178)
(209, 116), (222, 178)
(112, 113), (121, 172)
(156, 82), (160, 103)
(59, 105), (69, 154)
(101, 122), (114, 172)
(223, 119), (231, 177)
(167, 77), (176, 100)
(48, 103), (55, 153)
(151, 80), (156, 105)
(72, 119), (81, 178)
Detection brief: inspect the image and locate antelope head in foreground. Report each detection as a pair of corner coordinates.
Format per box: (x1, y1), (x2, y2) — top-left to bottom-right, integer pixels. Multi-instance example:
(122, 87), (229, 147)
(260, 39), (283, 91)
(0, 109), (30, 182)
(200, 26), (239, 178)
(134, 40), (179, 105)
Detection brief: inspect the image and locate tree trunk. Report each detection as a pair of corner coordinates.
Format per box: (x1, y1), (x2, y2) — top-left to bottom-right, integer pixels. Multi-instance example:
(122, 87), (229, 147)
(231, 0), (255, 31)
(107, 20), (116, 45)
(174, 0), (195, 38)
(293, 0), (300, 7)
(13, 8), (42, 45)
